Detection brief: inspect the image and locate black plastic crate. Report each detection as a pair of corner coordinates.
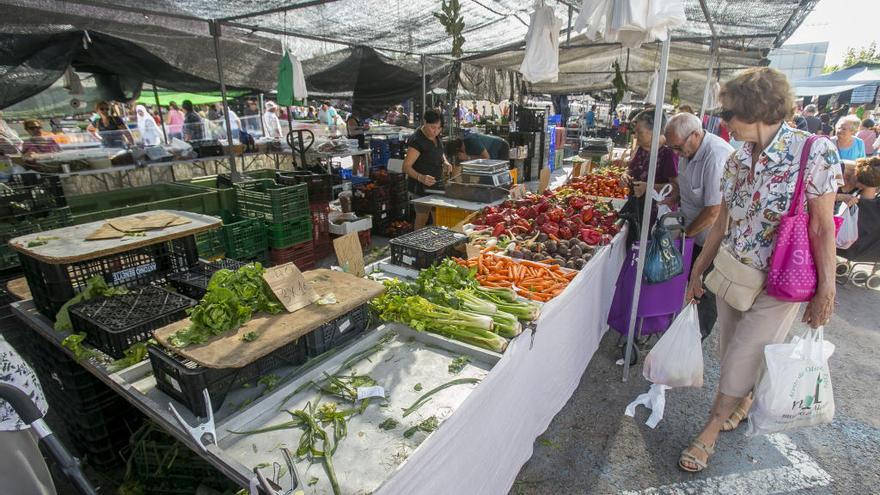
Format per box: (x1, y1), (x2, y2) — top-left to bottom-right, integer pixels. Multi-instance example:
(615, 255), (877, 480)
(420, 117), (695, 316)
(277, 171), (334, 203)
(303, 304), (370, 357)
(19, 235), (199, 321)
(389, 227), (468, 270)
(166, 259), (249, 300)
(68, 286), (197, 359)
(28, 340), (119, 409)
(0, 174), (67, 219)
(148, 337), (307, 417)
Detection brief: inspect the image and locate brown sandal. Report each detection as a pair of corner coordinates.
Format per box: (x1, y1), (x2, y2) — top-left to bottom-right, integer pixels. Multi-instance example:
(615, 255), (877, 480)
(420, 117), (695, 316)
(721, 405), (749, 432)
(679, 440), (715, 473)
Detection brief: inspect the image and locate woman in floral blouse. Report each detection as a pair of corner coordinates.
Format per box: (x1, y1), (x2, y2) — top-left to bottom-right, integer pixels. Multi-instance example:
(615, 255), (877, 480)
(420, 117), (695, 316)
(681, 68), (841, 472)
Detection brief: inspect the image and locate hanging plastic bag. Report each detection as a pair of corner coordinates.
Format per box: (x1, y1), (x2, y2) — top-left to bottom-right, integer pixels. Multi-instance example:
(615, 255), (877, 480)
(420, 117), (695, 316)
(642, 305), (703, 387)
(611, 0), (649, 32)
(747, 327), (835, 436)
(652, 183), (674, 219)
(625, 383), (670, 428)
(835, 203), (859, 249)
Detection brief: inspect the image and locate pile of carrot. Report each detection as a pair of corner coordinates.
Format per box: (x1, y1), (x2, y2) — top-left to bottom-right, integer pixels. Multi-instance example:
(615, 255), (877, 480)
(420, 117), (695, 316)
(456, 253), (577, 302)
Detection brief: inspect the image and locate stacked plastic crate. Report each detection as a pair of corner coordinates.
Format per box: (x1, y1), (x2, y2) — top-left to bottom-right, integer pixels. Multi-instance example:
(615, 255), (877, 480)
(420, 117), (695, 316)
(277, 171), (335, 261)
(235, 179), (314, 270)
(353, 182), (392, 235)
(0, 174), (71, 273)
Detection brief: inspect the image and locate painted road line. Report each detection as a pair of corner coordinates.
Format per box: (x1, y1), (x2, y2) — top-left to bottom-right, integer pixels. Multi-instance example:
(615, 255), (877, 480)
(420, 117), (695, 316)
(620, 434), (832, 495)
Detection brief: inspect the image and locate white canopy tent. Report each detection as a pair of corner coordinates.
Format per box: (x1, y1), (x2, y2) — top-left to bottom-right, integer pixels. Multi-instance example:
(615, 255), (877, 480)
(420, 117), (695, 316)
(791, 63), (880, 97)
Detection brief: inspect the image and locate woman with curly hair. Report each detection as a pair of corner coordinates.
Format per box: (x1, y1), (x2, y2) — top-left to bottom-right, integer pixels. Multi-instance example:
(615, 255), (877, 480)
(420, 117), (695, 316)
(681, 67), (842, 472)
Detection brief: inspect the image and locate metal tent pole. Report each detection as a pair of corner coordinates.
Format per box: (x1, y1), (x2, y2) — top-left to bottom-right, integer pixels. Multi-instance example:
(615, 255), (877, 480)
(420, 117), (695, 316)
(210, 20), (239, 180)
(258, 94), (267, 136)
(152, 83), (168, 145)
(421, 55), (427, 118)
(699, 42), (717, 119)
(622, 36), (671, 381)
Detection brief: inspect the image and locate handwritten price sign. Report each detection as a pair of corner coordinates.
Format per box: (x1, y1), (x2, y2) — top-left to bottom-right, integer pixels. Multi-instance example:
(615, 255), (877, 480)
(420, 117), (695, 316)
(262, 263), (319, 313)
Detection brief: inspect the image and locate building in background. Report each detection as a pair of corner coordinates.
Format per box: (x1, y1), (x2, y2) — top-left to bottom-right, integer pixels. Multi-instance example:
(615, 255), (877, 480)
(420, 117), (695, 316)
(770, 42), (829, 80)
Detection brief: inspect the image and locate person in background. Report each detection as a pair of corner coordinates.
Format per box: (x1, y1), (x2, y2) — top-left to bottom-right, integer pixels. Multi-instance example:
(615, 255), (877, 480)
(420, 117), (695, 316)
(837, 155), (880, 206)
(150, 105), (162, 126)
(801, 104), (822, 134)
(20, 119), (61, 156)
(346, 114), (367, 175)
(206, 104), (220, 123)
(449, 133), (510, 163)
(88, 101), (132, 148)
(262, 101), (282, 139)
(317, 102), (338, 126)
(612, 112), (621, 129)
(0, 334), (56, 495)
(0, 111), (23, 155)
(135, 105), (162, 146)
(627, 108), (679, 200)
(242, 99), (260, 133)
(682, 67), (840, 473)
(306, 106), (316, 120)
(393, 105), (409, 127)
(166, 101), (185, 140)
(818, 113), (833, 136)
(219, 103), (242, 137)
(385, 106), (400, 125)
(833, 115), (866, 161)
(677, 104), (694, 114)
(403, 109), (453, 229)
(181, 100), (204, 142)
(856, 119), (877, 156)
(585, 104), (597, 129)
(665, 112), (733, 340)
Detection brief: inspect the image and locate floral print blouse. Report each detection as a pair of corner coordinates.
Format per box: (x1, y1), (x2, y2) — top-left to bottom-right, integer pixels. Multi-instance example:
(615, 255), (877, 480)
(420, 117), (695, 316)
(1, 335), (48, 431)
(722, 123), (842, 271)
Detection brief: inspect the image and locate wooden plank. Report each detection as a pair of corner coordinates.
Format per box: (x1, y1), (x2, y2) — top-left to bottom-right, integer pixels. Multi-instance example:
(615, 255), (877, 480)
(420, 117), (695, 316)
(8, 210), (220, 265)
(152, 269), (384, 369)
(333, 232), (365, 277)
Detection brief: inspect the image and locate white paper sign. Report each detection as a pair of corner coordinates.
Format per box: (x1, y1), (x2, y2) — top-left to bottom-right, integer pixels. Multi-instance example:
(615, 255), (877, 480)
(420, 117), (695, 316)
(356, 386), (386, 401)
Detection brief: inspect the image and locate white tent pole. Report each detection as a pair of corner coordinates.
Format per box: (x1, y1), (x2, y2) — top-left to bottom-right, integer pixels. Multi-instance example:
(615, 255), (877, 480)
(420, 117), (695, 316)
(699, 42), (717, 119)
(210, 20), (239, 180)
(421, 55), (427, 118)
(622, 36), (671, 381)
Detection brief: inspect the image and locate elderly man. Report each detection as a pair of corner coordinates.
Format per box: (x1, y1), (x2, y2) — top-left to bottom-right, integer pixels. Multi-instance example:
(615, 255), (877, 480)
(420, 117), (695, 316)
(665, 112), (733, 339)
(802, 104), (822, 134)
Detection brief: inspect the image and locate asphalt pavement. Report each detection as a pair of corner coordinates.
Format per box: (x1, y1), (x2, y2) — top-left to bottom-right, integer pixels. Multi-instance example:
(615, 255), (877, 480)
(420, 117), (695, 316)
(511, 276), (880, 495)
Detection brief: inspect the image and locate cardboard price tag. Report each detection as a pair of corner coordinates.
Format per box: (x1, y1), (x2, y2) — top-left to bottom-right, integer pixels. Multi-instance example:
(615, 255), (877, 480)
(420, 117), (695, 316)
(509, 184), (526, 200)
(262, 263), (319, 313)
(538, 167), (551, 194)
(333, 232), (365, 277)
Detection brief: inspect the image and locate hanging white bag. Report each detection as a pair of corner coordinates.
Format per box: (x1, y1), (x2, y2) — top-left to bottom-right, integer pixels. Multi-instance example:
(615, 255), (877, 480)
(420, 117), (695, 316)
(642, 304), (703, 388)
(747, 327), (835, 436)
(835, 203), (859, 249)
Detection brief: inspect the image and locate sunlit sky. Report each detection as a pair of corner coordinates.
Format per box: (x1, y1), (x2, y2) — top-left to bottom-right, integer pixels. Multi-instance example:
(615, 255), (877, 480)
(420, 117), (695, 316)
(785, 0), (879, 65)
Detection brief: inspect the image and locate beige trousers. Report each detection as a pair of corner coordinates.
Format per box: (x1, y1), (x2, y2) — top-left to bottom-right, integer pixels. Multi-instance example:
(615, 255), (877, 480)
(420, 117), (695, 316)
(716, 291), (801, 398)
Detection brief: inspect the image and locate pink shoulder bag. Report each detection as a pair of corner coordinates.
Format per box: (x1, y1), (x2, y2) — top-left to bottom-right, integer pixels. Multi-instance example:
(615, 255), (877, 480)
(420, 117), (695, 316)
(766, 135), (824, 302)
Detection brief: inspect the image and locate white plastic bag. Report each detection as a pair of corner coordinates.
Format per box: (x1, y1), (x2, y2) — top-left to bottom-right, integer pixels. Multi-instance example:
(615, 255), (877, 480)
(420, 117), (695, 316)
(835, 203), (859, 249)
(652, 183), (674, 220)
(625, 383), (670, 428)
(748, 327), (835, 436)
(642, 304), (703, 388)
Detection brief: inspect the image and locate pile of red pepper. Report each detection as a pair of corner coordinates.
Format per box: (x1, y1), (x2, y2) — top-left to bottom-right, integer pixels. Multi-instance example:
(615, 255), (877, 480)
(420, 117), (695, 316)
(471, 189), (619, 245)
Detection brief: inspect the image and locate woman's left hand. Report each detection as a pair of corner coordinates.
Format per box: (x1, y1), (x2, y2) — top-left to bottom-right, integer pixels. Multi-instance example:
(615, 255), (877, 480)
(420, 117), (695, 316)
(802, 286), (835, 329)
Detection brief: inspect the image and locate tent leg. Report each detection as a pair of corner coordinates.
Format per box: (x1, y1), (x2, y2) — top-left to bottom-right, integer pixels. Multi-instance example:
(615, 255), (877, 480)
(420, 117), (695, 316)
(259, 94), (267, 137)
(421, 55), (427, 119)
(699, 42), (717, 119)
(152, 83), (168, 145)
(210, 20), (239, 180)
(622, 37), (672, 382)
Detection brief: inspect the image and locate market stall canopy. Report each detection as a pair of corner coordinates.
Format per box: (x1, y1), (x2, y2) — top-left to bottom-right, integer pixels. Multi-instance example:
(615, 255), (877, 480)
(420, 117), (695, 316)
(790, 63), (880, 97)
(303, 46), (423, 117)
(0, 0), (284, 108)
(136, 90), (249, 107)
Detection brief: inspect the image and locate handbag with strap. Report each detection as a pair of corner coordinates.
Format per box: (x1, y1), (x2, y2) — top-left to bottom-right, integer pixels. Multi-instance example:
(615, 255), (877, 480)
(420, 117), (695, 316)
(766, 135), (825, 302)
(705, 245), (767, 311)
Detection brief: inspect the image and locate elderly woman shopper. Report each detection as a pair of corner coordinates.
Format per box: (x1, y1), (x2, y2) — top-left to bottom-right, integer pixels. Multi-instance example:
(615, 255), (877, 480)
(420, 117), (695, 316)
(680, 68), (841, 472)
(627, 108), (679, 201)
(136, 105), (162, 146)
(833, 115), (866, 161)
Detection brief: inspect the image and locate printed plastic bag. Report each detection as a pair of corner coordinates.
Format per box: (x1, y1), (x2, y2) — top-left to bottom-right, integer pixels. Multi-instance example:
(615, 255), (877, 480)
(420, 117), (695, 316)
(748, 327), (835, 436)
(642, 305), (703, 387)
(835, 203), (859, 249)
(644, 219), (683, 284)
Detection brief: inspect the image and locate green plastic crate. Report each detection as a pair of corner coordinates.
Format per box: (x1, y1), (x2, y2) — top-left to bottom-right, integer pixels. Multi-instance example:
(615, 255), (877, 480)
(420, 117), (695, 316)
(243, 169), (279, 181)
(266, 216), (313, 249)
(219, 215), (266, 260)
(235, 180), (309, 223)
(177, 175), (236, 213)
(0, 207), (73, 270)
(67, 184), (222, 224)
(195, 228), (224, 261)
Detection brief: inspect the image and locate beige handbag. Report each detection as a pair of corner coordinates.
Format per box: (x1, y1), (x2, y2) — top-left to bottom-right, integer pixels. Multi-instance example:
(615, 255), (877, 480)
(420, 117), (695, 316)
(705, 247), (766, 312)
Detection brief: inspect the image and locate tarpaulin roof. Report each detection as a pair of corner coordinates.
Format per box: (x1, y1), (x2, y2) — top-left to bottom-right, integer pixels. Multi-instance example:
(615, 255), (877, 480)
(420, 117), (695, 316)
(790, 63), (880, 97)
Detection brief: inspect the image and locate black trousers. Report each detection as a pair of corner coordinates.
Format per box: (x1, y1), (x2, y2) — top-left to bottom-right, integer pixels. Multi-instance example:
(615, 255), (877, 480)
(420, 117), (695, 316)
(691, 244), (718, 340)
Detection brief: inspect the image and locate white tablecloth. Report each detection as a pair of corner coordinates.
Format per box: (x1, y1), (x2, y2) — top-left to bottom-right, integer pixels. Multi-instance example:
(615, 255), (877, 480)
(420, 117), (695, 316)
(378, 232), (628, 495)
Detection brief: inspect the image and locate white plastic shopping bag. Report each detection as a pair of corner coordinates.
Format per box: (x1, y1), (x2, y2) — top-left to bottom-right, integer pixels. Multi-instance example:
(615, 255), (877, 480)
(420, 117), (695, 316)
(625, 383), (670, 428)
(747, 327), (835, 436)
(642, 304), (703, 388)
(835, 203), (859, 249)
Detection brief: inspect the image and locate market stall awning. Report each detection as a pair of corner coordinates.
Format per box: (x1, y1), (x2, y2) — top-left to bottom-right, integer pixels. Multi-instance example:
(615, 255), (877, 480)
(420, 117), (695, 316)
(790, 63), (880, 97)
(136, 90), (248, 107)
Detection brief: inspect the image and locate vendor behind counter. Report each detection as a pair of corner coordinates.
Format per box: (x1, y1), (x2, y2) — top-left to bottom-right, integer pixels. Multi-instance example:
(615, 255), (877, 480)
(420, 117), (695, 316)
(448, 133), (510, 163)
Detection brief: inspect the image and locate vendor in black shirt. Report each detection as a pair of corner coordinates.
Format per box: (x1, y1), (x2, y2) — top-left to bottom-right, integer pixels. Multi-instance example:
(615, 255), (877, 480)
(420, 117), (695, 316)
(88, 101), (133, 148)
(403, 109), (452, 229)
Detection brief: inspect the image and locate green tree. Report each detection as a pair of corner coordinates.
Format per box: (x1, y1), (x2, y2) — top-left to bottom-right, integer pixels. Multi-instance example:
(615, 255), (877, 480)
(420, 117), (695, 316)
(823, 42), (880, 73)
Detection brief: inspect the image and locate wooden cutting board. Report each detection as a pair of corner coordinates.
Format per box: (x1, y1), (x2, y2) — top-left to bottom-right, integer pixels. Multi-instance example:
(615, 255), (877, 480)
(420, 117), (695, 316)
(152, 269), (384, 369)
